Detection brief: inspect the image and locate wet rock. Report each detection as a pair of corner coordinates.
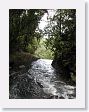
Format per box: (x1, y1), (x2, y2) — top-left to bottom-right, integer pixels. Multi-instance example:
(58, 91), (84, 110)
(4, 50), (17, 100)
(9, 74), (33, 99)
(27, 74), (33, 80)
(37, 81), (44, 88)
(19, 65), (25, 69)
(9, 59), (76, 99)
(54, 81), (66, 85)
(59, 96), (65, 99)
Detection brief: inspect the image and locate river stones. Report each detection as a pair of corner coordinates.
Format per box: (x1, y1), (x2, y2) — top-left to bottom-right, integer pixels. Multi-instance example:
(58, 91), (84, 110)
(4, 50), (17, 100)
(19, 65), (25, 69)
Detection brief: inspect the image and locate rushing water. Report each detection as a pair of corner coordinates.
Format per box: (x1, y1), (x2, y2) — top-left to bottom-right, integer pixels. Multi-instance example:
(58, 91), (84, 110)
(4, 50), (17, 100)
(9, 59), (76, 99)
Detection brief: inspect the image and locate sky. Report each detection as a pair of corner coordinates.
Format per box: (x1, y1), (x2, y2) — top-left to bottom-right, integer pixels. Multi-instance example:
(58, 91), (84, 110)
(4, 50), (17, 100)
(38, 10), (56, 38)
(39, 13), (48, 30)
(39, 9), (56, 31)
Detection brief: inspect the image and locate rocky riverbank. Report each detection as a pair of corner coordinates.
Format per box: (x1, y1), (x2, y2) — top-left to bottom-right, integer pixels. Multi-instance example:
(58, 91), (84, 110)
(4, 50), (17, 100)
(9, 59), (76, 99)
(52, 59), (76, 86)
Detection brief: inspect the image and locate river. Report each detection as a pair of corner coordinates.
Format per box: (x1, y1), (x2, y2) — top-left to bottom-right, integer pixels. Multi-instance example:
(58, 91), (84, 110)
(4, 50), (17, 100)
(9, 59), (76, 99)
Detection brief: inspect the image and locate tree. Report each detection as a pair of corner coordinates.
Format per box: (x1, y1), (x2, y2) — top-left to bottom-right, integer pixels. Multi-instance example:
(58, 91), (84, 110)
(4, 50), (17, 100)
(44, 9), (76, 80)
(9, 9), (47, 53)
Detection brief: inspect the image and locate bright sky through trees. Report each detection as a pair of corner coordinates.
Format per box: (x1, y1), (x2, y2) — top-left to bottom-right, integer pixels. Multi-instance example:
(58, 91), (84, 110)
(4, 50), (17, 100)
(39, 13), (48, 30)
(39, 10), (56, 38)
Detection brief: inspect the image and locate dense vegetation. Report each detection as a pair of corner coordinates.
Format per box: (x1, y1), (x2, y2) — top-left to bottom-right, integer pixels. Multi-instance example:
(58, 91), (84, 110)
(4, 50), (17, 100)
(35, 38), (54, 59)
(9, 9), (48, 67)
(9, 9), (76, 81)
(9, 9), (47, 53)
(44, 9), (76, 80)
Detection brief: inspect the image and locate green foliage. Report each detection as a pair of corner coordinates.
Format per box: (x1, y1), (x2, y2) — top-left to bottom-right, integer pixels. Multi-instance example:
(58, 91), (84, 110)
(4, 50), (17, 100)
(44, 9), (76, 79)
(35, 38), (54, 59)
(9, 9), (76, 80)
(25, 37), (39, 54)
(9, 9), (47, 53)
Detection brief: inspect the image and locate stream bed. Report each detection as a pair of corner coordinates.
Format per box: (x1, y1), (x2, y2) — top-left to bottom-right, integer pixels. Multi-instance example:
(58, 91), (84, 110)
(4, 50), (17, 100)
(9, 59), (76, 99)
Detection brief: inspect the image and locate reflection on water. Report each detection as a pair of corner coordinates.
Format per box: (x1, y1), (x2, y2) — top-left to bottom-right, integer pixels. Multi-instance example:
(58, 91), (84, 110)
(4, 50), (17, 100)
(9, 59), (76, 99)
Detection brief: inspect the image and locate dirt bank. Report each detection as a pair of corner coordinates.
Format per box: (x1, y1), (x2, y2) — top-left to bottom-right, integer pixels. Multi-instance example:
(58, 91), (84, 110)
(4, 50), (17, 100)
(9, 52), (39, 70)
